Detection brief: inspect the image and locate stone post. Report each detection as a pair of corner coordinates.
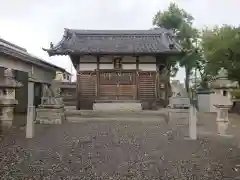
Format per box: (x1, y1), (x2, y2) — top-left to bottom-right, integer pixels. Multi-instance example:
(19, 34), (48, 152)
(26, 105), (35, 138)
(189, 105), (197, 140)
(26, 81), (35, 138)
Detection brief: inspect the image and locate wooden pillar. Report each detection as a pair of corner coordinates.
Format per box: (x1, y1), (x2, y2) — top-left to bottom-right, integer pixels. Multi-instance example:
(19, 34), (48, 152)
(96, 56), (100, 99)
(76, 71), (80, 110)
(155, 70), (159, 100)
(155, 56), (159, 100)
(72, 56), (80, 110)
(165, 59), (170, 107)
(136, 56), (139, 100)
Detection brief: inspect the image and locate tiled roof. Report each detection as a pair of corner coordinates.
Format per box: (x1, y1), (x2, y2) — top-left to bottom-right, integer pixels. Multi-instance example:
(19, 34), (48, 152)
(43, 28), (182, 56)
(0, 37), (68, 72)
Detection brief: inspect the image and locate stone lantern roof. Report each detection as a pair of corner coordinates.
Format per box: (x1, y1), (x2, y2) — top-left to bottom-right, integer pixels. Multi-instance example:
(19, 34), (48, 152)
(210, 68), (238, 89)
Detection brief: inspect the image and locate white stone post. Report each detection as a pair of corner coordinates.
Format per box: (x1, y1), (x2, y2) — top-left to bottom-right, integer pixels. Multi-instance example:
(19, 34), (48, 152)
(189, 105), (197, 140)
(26, 81), (35, 138)
(26, 105), (35, 138)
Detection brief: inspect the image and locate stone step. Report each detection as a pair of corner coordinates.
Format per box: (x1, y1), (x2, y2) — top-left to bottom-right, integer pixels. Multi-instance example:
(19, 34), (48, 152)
(36, 108), (65, 113)
(93, 102), (142, 111)
(64, 109), (168, 117)
(66, 116), (167, 123)
(36, 117), (62, 124)
(36, 113), (65, 119)
(94, 100), (141, 103)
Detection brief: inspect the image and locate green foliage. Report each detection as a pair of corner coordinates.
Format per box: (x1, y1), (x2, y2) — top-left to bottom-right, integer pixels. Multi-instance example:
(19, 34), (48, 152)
(153, 3), (194, 32)
(153, 2), (201, 92)
(231, 89), (240, 98)
(201, 25), (240, 84)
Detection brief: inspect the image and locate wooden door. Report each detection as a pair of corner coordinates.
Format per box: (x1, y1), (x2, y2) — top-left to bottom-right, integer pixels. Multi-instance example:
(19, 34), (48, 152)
(99, 71), (136, 100)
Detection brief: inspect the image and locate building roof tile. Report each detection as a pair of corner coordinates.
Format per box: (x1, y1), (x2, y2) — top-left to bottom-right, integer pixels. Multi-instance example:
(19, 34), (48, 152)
(43, 28), (183, 56)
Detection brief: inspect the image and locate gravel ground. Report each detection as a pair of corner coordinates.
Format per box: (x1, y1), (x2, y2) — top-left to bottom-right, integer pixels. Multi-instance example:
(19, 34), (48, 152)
(1, 120), (240, 179)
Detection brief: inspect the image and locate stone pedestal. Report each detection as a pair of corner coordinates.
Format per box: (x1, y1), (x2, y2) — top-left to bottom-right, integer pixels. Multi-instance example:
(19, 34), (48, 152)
(0, 98), (18, 132)
(169, 97), (190, 109)
(217, 121), (229, 136)
(214, 105), (232, 122)
(36, 104), (65, 124)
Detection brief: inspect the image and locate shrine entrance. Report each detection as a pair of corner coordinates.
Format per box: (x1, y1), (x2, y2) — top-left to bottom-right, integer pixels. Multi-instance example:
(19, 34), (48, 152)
(99, 71), (136, 100)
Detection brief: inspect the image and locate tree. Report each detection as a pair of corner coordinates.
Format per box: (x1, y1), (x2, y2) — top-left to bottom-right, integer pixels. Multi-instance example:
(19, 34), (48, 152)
(201, 25), (240, 85)
(153, 2), (201, 93)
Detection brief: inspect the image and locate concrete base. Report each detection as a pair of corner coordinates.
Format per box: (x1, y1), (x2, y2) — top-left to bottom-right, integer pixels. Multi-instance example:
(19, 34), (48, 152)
(93, 102), (142, 111)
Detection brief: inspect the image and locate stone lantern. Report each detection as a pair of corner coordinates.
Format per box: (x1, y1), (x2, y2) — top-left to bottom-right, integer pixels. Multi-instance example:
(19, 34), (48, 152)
(0, 68), (22, 133)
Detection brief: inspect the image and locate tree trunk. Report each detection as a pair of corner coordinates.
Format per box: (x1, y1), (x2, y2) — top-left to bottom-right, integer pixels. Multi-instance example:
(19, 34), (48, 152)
(185, 67), (190, 94)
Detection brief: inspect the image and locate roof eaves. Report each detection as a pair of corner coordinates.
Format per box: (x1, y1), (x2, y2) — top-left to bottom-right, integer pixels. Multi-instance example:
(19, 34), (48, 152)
(43, 29), (70, 57)
(0, 37), (27, 52)
(0, 45), (57, 72)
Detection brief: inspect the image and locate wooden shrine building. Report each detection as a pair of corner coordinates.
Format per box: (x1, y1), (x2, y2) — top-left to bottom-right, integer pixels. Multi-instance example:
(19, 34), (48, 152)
(43, 28), (182, 110)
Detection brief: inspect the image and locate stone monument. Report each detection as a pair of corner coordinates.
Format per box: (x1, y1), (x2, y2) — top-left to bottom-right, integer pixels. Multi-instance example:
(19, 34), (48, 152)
(0, 68), (22, 134)
(36, 80), (66, 124)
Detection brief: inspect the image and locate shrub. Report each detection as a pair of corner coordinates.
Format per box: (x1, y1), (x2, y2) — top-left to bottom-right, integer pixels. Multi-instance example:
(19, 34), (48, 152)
(231, 89), (240, 98)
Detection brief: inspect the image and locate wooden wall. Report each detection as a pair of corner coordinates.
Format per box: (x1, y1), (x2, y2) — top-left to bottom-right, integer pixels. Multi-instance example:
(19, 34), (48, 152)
(75, 55), (168, 109)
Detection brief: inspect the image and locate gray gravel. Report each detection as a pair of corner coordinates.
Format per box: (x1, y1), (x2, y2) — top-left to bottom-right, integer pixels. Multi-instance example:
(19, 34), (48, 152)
(0, 120), (240, 179)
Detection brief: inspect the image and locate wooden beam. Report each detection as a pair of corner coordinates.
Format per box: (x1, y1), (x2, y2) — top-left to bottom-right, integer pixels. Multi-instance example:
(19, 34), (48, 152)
(155, 56), (159, 100)
(96, 56), (100, 99)
(66, 52), (182, 57)
(165, 58), (170, 107)
(75, 56), (81, 110)
(136, 56), (139, 100)
(78, 61), (157, 64)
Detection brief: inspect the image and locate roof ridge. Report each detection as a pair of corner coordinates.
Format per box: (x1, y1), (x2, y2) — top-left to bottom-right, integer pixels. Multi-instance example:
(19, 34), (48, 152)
(65, 28), (172, 36)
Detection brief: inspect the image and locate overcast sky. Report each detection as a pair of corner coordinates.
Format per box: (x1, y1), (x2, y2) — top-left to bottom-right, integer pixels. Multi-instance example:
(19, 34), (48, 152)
(1, 0), (239, 82)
